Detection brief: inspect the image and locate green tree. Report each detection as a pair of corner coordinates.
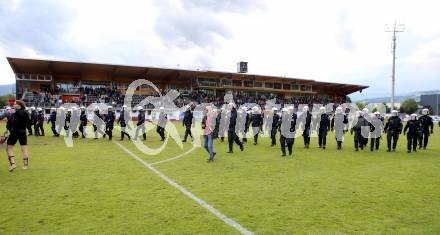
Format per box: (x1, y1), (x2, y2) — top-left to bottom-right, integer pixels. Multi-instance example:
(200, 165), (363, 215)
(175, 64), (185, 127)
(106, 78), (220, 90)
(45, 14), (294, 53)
(400, 98), (418, 114)
(346, 96), (352, 103)
(356, 101), (366, 110)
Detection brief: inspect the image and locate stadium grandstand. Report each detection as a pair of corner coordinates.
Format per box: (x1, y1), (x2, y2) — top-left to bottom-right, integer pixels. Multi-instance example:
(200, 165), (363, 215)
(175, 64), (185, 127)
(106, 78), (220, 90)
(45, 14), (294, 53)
(7, 57), (368, 109)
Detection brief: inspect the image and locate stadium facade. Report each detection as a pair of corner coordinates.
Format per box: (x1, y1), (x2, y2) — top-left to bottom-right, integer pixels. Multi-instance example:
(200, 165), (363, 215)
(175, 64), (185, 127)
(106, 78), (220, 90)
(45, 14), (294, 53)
(7, 57), (368, 107)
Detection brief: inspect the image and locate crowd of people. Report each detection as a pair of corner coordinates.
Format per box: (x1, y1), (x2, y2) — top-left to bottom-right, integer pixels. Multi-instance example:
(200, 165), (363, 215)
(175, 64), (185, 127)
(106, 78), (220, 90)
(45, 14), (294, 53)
(22, 87), (346, 110)
(0, 99), (437, 171)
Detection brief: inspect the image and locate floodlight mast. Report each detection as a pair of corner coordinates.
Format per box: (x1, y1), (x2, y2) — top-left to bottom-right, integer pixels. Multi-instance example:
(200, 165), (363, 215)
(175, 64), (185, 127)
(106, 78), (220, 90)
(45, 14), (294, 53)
(385, 22), (405, 111)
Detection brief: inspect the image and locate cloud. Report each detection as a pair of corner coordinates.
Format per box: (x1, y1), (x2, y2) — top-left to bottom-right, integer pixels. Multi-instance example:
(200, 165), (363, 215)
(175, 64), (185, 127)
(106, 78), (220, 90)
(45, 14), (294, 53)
(153, 0), (264, 50)
(0, 0), (439, 100)
(0, 0), (77, 56)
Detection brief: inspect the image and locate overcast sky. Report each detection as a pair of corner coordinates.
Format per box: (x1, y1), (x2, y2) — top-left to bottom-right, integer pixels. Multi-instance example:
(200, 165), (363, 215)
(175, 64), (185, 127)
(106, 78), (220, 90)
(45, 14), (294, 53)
(1, 0), (439, 99)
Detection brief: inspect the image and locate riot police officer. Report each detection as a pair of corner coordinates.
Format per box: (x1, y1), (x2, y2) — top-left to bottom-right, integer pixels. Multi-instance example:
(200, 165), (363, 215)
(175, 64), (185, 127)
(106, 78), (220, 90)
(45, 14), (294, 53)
(30, 106), (38, 136)
(70, 107), (80, 138)
(103, 106), (115, 140)
(236, 106), (250, 143)
(361, 108), (370, 148)
(418, 108), (434, 150)
(64, 108), (72, 136)
(384, 110), (403, 152)
(93, 107), (105, 139)
(182, 105), (194, 142)
(157, 107), (167, 141)
(270, 107), (280, 147)
(36, 107), (45, 136)
(300, 106), (312, 148)
(227, 103), (244, 153)
(250, 106), (263, 145)
(331, 106), (348, 150)
(370, 111), (384, 151)
(351, 111), (369, 151)
(79, 106), (88, 138)
(117, 105), (131, 141)
(134, 106), (146, 141)
(404, 113), (420, 153)
(47, 107), (59, 136)
(218, 107), (228, 142)
(279, 107), (297, 156)
(316, 107), (330, 149)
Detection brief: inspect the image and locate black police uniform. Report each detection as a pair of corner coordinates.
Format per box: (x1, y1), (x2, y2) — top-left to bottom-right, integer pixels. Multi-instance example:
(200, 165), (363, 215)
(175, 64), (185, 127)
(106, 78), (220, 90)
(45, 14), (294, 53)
(279, 112), (297, 156)
(227, 107), (244, 153)
(270, 113), (280, 146)
(369, 116), (384, 151)
(404, 119), (421, 153)
(418, 114), (433, 149)
(64, 111), (71, 136)
(317, 113), (330, 149)
(117, 109), (131, 140)
(182, 109), (193, 142)
(384, 116), (403, 151)
(93, 110), (106, 139)
(26, 110), (33, 135)
(243, 112), (251, 143)
(300, 111), (312, 148)
(157, 112), (167, 141)
(79, 110), (88, 138)
(47, 110), (59, 136)
(31, 110), (38, 136)
(250, 112), (263, 145)
(36, 110), (45, 136)
(213, 113), (221, 139)
(103, 111), (115, 140)
(351, 115), (369, 151)
(134, 110), (146, 141)
(331, 113), (348, 150)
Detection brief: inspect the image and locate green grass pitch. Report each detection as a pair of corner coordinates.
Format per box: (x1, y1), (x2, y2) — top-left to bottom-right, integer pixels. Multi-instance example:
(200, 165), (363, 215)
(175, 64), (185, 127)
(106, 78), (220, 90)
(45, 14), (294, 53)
(0, 123), (439, 234)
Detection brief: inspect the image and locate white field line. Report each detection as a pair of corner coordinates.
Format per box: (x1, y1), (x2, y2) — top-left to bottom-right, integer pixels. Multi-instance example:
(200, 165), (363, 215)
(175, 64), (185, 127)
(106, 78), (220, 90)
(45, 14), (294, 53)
(113, 141), (254, 235)
(150, 145), (197, 165)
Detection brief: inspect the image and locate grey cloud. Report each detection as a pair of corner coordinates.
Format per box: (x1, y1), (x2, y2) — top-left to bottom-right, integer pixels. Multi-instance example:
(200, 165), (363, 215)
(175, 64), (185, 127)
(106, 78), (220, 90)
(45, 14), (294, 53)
(0, 0), (77, 57)
(154, 0), (264, 49)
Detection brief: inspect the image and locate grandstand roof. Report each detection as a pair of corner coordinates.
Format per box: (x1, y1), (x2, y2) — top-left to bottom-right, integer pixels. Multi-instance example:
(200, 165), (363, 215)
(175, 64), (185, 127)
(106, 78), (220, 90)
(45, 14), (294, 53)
(7, 57), (368, 95)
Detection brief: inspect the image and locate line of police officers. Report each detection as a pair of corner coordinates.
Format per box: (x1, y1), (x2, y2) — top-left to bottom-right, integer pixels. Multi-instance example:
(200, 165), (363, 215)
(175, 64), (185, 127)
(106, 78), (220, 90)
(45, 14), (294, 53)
(28, 105), (169, 142)
(192, 104), (436, 159)
(6, 104), (435, 157)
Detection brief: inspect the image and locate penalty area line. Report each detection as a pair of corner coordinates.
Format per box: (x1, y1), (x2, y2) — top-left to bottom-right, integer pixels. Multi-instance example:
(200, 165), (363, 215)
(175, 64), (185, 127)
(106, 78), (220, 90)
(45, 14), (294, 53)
(113, 141), (254, 235)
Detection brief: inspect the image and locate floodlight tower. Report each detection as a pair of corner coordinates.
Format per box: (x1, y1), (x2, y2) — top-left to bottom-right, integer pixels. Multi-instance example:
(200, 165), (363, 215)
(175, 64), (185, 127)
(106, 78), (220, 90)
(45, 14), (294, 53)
(385, 22), (405, 110)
